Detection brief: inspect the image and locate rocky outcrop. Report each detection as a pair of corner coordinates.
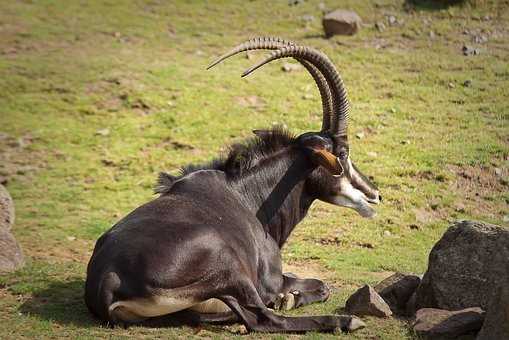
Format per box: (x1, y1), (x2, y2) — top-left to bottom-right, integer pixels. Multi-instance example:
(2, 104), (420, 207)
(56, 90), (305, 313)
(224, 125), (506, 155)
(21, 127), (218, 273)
(476, 272), (509, 340)
(415, 220), (509, 311)
(345, 284), (392, 318)
(322, 9), (361, 37)
(412, 307), (485, 339)
(0, 184), (14, 230)
(0, 184), (24, 273)
(0, 229), (24, 273)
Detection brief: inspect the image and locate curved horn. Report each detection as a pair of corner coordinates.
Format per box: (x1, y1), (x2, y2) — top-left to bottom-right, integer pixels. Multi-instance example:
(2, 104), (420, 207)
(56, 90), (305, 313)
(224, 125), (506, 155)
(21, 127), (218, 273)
(207, 37), (333, 132)
(241, 45), (350, 139)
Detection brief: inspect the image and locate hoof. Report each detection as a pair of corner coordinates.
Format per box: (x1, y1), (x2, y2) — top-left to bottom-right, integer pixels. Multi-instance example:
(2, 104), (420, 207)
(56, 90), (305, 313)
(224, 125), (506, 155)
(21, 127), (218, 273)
(335, 315), (366, 333)
(274, 291), (298, 311)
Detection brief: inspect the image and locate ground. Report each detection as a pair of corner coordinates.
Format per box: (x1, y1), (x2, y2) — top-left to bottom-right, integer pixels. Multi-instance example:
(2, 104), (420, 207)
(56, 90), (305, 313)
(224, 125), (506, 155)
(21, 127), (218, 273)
(0, 0), (508, 339)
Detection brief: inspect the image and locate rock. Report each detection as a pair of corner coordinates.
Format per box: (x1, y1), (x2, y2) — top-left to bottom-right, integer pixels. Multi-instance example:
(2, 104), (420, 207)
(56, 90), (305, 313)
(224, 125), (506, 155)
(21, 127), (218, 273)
(374, 273), (421, 315)
(281, 62), (302, 72)
(415, 220), (509, 311)
(375, 21), (385, 32)
(300, 14), (315, 22)
(462, 79), (473, 87)
(95, 128), (110, 136)
(387, 15), (397, 26)
(462, 45), (480, 56)
(345, 284), (392, 317)
(0, 184), (14, 230)
(0, 229), (24, 273)
(412, 307), (485, 340)
(322, 9), (362, 37)
(355, 132), (365, 139)
(476, 272), (509, 340)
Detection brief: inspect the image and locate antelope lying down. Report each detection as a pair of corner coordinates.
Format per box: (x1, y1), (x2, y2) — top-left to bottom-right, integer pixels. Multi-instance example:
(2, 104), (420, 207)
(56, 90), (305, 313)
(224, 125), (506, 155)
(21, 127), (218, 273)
(85, 37), (381, 333)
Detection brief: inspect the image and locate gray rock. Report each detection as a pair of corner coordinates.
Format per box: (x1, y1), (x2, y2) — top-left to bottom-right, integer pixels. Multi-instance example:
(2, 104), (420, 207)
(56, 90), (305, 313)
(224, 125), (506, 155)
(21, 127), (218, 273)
(0, 184), (14, 230)
(0, 229), (24, 273)
(462, 45), (480, 56)
(374, 272), (421, 315)
(345, 284), (392, 317)
(413, 307), (485, 339)
(416, 220), (509, 311)
(322, 9), (362, 37)
(476, 271), (509, 340)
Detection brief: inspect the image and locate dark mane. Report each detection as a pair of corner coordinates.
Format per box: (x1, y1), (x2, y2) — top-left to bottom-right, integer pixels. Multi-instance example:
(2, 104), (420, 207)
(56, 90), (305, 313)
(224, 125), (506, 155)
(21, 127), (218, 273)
(154, 126), (295, 194)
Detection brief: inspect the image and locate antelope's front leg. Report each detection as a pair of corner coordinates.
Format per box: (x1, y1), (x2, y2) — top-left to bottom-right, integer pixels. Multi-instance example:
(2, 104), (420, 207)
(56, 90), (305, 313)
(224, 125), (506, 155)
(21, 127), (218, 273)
(273, 273), (330, 311)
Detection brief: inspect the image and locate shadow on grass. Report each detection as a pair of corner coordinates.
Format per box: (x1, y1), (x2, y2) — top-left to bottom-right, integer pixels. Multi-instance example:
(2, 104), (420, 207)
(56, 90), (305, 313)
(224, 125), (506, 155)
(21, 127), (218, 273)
(19, 279), (96, 328)
(18, 278), (233, 333)
(404, 0), (467, 11)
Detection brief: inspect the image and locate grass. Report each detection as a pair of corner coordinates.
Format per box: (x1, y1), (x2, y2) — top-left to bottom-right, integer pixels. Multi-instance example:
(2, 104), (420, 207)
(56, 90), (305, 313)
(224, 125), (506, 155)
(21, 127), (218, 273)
(0, 0), (507, 338)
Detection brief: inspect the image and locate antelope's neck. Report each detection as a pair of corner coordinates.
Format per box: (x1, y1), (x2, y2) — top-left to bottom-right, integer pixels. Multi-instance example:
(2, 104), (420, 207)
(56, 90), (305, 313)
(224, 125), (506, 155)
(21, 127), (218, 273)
(230, 151), (315, 248)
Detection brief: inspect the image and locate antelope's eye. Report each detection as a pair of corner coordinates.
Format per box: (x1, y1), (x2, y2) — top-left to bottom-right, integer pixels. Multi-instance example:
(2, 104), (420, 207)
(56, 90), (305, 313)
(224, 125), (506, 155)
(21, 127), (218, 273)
(338, 149), (348, 160)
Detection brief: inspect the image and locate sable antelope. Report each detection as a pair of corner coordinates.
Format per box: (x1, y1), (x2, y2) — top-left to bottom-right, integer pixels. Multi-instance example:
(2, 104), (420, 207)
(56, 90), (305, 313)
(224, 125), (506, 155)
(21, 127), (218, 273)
(85, 37), (381, 333)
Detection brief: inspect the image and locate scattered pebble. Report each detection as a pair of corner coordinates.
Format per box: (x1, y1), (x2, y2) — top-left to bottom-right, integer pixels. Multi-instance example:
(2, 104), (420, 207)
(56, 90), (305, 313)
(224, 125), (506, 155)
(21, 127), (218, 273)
(463, 79), (472, 87)
(300, 14), (315, 22)
(387, 15), (397, 26)
(95, 128), (110, 136)
(429, 31), (435, 39)
(462, 45), (480, 56)
(356, 132), (365, 139)
(494, 167), (502, 176)
(367, 151), (378, 158)
(384, 230), (392, 237)
(401, 140), (410, 145)
(473, 34), (488, 44)
(282, 62), (302, 72)
(409, 224), (420, 230)
(375, 21), (386, 32)
(67, 236), (76, 241)
(302, 93), (314, 100)
(448, 82), (455, 89)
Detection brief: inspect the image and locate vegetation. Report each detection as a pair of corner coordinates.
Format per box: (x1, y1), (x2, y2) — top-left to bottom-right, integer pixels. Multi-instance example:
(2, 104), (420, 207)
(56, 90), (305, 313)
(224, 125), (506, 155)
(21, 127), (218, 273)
(0, 0), (507, 338)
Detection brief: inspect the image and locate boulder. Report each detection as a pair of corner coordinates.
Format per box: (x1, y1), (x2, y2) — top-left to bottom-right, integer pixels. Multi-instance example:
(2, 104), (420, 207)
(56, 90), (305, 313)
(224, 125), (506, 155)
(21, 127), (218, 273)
(345, 284), (392, 317)
(0, 184), (14, 230)
(412, 307), (485, 339)
(0, 228), (24, 273)
(322, 9), (362, 37)
(374, 272), (420, 315)
(476, 273), (509, 340)
(415, 220), (509, 311)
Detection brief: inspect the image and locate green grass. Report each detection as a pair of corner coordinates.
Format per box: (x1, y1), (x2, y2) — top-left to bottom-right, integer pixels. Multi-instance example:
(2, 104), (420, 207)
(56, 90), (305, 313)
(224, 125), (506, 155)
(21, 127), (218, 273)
(0, 0), (508, 338)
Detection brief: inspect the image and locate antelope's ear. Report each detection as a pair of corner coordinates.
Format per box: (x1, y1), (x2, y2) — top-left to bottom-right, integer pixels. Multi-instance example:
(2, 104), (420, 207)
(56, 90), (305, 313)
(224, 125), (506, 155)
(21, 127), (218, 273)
(309, 147), (343, 177)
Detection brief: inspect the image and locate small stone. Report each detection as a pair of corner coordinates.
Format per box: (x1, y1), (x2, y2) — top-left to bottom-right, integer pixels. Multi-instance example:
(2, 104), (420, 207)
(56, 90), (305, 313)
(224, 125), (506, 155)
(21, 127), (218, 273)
(383, 230), (392, 237)
(448, 82), (455, 89)
(281, 62), (302, 72)
(462, 45), (480, 56)
(66, 236), (76, 241)
(401, 140), (410, 145)
(390, 108), (396, 113)
(302, 93), (314, 100)
(494, 167), (502, 176)
(454, 202), (466, 213)
(322, 9), (362, 37)
(367, 151), (378, 158)
(375, 21), (385, 32)
(409, 224), (420, 230)
(345, 284), (392, 318)
(355, 132), (365, 139)
(300, 14), (315, 22)
(412, 308), (485, 339)
(387, 15), (397, 26)
(375, 273), (421, 316)
(473, 34), (489, 44)
(95, 128), (110, 136)
(463, 79), (472, 87)
(429, 31), (435, 39)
